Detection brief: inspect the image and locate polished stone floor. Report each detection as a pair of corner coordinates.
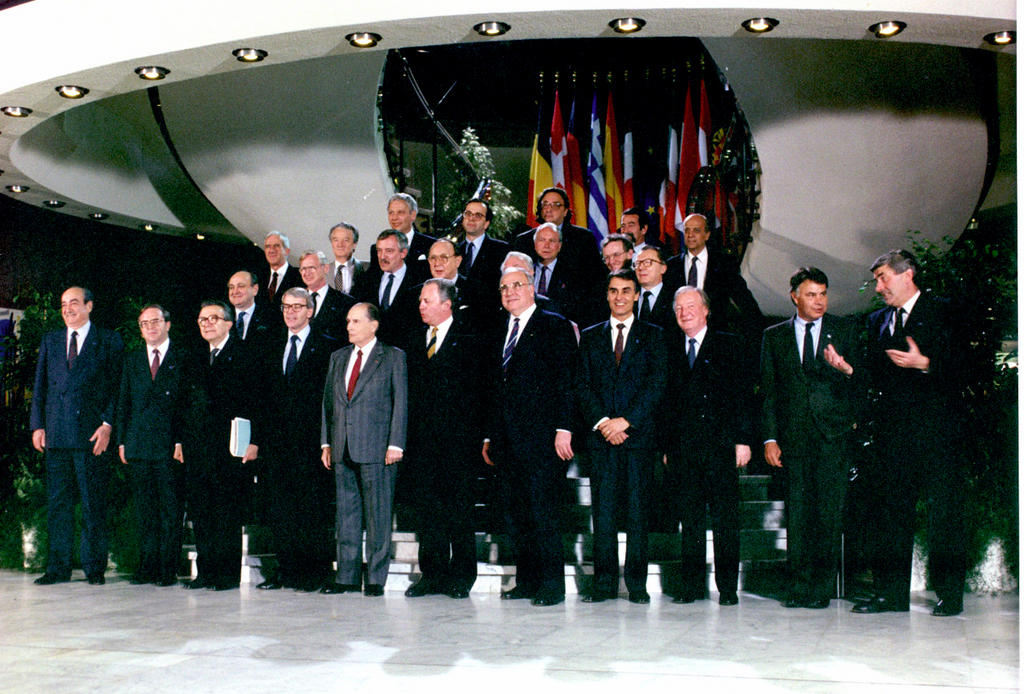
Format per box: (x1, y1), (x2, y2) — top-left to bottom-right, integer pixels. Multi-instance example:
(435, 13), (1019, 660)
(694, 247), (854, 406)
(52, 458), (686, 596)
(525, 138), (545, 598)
(1, 571), (1017, 694)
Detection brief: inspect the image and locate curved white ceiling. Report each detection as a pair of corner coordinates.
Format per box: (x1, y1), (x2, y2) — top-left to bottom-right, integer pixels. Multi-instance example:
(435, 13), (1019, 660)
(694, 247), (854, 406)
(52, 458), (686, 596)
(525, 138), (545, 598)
(0, 1), (1015, 312)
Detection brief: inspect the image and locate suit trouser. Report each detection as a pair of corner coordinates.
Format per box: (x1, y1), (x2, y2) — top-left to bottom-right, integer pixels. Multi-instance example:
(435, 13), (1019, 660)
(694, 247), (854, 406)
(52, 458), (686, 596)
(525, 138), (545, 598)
(266, 453), (334, 585)
(499, 455), (566, 597)
(188, 457), (244, 586)
(128, 457), (182, 581)
(589, 446), (654, 594)
(784, 441), (848, 602)
(409, 457), (477, 591)
(45, 448), (110, 577)
(335, 454), (397, 586)
(666, 449), (739, 597)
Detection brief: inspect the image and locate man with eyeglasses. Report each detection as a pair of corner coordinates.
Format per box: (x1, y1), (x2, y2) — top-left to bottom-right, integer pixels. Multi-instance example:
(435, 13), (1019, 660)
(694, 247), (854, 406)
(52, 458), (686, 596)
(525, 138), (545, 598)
(513, 187), (605, 288)
(459, 198), (510, 291)
(482, 267), (577, 607)
(31, 286), (124, 586)
(256, 288), (338, 593)
(116, 304), (191, 587)
(532, 222), (601, 329)
(425, 237), (490, 329)
(184, 301), (259, 591)
(601, 233), (634, 273)
(632, 247), (676, 331)
(299, 249), (355, 344)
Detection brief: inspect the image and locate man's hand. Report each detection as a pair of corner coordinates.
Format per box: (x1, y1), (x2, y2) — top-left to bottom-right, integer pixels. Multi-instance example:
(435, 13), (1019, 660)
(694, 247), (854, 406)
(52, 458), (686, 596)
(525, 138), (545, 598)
(385, 448), (403, 465)
(173, 443), (184, 464)
(118, 444), (127, 464)
(554, 431), (574, 461)
(242, 444), (258, 463)
(89, 423), (112, 456)
(736, 444), (751, 468)
(321, 446), (332, 470)
(31, 429), (46, 452)
(481, 441), (494, 467)
(885, 336), (930, 371)
(764, 441), (783, 468)
(824, 344), (854, 376)
(597, 417), (630, 442)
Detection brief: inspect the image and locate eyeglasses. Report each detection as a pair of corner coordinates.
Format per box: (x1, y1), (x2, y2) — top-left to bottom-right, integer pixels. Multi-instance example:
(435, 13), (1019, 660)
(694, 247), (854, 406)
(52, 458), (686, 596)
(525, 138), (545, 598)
(499, 281), (529, 294)
(603, 250), (628, 264)
(634, 258), (664, 269)
(298, 265), (321, 273)
(197, 316), (227, 326)
(428, 254), (455, 263)
(138, 319), (164, 328)
(540, 200), (564, 209)
(463, 211), (486, 220)
(281, 303), (309, 313)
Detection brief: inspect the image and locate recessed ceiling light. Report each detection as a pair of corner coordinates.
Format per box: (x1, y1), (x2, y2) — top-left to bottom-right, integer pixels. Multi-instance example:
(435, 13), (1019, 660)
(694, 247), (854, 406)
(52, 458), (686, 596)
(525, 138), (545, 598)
(55, 85), (89, 99)
(89, 212), (108, 220)
(869, 21), (907, 38)
(43, 199), (65, 208)
(140, 223), (157, 231)
(345, 32), (381, 48)
(473, 21), (511, 37)
(741, 17), (779, 33)
(134, 66), (170, 81)
(196, 233), (206, 240)
(1, 106), (32, 117)
(232, 48), (268, 63)
(6, 185), (29, 193)
(984, 30), (1015, 46)
(609, 17), (645, 34)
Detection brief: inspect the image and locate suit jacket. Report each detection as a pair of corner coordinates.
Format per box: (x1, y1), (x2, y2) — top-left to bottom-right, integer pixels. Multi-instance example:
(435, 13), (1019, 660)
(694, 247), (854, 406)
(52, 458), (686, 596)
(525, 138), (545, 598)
(327, 258), (367, 294)
(662, 328), (753, 454)
(575, 320), (667, 451)
(352, 265), (424, 350)
(513, 222), (603, 284)
(636, 284), (677, 331)
(261, 264), (302, 305)
(31, 326), (124, 449)
(310, 287), (356, 344)
(760, 314), (864, 455)
(322, 341), (407, 465)
(262, 331), (338, 458)
(370, 231), (436, 277)
(116, 341), (193, 460)
(537, 258), (601, 330)
(486, 308), (578, 463)
(665, 248), (763, 339)
(233, 301), (282, 354)
(460, 235), (510, 291)
(187, 336), (261, 462)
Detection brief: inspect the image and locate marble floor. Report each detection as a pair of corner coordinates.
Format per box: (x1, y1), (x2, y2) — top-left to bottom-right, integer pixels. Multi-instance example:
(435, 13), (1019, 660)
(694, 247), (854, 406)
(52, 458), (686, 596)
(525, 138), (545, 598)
(0, 571), (1017, 694)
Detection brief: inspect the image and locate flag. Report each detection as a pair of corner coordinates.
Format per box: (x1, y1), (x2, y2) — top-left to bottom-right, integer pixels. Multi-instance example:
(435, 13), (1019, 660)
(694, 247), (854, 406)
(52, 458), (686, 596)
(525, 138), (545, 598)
(698, 77), (711, 168)
(586, 91), (609, 240)
(550, 90), (568, 191)
(622, 115), (635, 212)
(603, 90), (625, 233)
(657, 123), (678, 248)
(526, 97), (553, 228)
(565, 93), (587, 221)
(676, 82), (699, 231)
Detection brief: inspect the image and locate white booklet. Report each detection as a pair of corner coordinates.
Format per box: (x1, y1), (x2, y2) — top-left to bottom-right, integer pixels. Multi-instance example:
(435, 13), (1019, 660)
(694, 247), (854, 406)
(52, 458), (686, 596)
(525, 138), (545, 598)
(230, 417), (251, 457)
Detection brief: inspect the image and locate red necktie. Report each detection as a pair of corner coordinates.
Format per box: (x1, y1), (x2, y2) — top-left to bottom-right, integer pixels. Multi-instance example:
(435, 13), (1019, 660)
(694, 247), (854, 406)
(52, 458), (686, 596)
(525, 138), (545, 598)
(347, 349), (362, 400)
(150, 349), (160, 380)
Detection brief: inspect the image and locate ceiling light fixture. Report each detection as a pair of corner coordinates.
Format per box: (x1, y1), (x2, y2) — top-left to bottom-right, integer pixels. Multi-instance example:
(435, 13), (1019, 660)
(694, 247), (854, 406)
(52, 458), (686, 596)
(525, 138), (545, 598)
(1, 106), (32, 117)
(43, 199), (65, 208)
(984, 30), (1015, 46)
(6, 185), (29, 193)
(741, 17), (779, 33)
(609, 17), (646, 34)
(140, 223), (157, 231)
(345, 32), (381, 48)
(473, 21), (510, 37)
(89, 212), (109, 220)
(56, 85), (89, 99)
(232, 48), (268, 63)
(134, 66), (170, 81)
(868, 21), (907, 38)
(196, 233), (206, 240)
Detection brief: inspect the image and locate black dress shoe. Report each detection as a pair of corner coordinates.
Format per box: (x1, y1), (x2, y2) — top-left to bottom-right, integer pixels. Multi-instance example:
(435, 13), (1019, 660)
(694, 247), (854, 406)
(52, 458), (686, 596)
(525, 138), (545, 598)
(155, 577), (178, 587)
(851, 596), (908, 613)
(805, 598), (831, 609)
(628, 590), (651, 605)
(501, 586), (536, 600)
(581, 591), (615, 603)
(405, 580), (442, 597)
(257, 580), (283, 590)
(34, 573), (70, 585)
(719, 592), (738, 606)
(783, 597), (805, 608)
(932, 599), (963, 617)
(129, 575), (152, 585)
(209, 582), (238, 591)
(320, 582), (360, 595)
(531, 593), (564, 607)
(447, 588), (470, 599)
(183, 577), (207, 590)
(86, 574), (106, 585)
(671, 594), (697, 604)
(364, 584), (384, 596)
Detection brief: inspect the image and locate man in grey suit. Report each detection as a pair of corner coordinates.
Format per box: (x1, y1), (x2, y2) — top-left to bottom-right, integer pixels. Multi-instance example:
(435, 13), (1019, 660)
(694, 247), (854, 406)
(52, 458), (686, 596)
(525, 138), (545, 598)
(327, 222), (366, 295)
(321, 302), (407, 596)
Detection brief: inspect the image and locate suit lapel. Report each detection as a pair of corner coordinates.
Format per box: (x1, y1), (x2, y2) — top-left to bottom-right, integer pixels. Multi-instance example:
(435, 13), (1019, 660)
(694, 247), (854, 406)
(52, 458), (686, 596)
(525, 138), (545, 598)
(351, 343), (383, 400)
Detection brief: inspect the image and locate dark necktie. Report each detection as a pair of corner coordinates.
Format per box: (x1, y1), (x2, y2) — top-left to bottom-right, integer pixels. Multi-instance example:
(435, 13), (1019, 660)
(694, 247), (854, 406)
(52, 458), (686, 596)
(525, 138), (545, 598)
(892, 307), (906, 341)
(687, 337), (697, 368)
(236, 311), (246, 338)
(67, 330), (78, 369)
(614, 323), (625, 366)
(150, 349), (160, 380)
(639, 291), (653, 321)
(312, 293), (319, 316)
(380, 274), (395, 311)
(464, 241), (474, 269)
(209, 347), (219, 366)
(803, 321), (816, 370)
(335, 265), (346, 292)
(687, 256), (699, 287)
(268, 271), (279, 300)
(347, 349), (362, 400)
(538, 265), (549, 295)
(502, 317), (520, 373)
(426, 327), (438, 359)
(285, 334), (298, 378)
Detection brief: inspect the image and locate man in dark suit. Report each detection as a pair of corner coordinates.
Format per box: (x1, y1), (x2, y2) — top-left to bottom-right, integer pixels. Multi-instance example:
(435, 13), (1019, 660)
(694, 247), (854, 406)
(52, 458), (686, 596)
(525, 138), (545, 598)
(761, 267), (863, 609)
(662, 286), (753, 606)
(369, 193), (435, 277)
(185, 301), (260, 591)
(424, 237), (490, 330)
(665, 213), (763, 353)
(575, 270), (666, 604)
(482, 267), (578, 606)
(459, 198), (510, 293)
(116, 304), (191, 587)
(321, 303), (407, 596)
(404, 279), (483, 599)
(31, 286), (124, 585)
(227, 270), (280, 351)
(513, 187), (604, 287)
(299, 250), (356, 343)
(600, 234), (634, 273)
(532, 222), (601, 328)
(352, 230), (424, 349)
(327, 222), (367, 295)
(256, 288), (338, 592)
(853, 249), (966, 617)
(620, 207), (660, 255)
(633, 246), (676, 330)
(260, 231), (302, 305)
